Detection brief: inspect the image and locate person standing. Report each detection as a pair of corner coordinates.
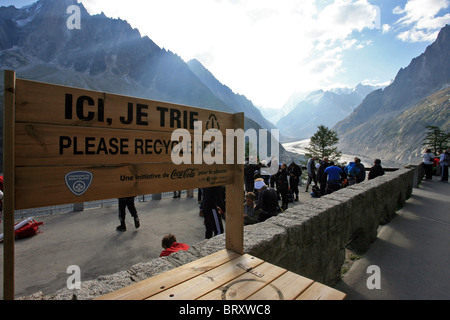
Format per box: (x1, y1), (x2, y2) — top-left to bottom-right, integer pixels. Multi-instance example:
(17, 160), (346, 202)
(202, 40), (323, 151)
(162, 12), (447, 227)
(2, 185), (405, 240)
(116, 196), (140, 232)
(288, 161), (302, 201)
(305, 156), (318, 192)
(354, 158), (366, 183)
(201, 186), (225, 239)
(274, 163), (289, 211)
(316, 157), (330, 196)
(439, 149), (449, 182)
(422, 149), (435, 180)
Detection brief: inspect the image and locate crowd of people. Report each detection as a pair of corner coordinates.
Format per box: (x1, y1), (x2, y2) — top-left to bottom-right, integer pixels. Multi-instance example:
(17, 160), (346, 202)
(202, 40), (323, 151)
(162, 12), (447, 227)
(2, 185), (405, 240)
(422, 148), (450, 182)
(241, 155), (388, 225)
(109, 148), (449, 257)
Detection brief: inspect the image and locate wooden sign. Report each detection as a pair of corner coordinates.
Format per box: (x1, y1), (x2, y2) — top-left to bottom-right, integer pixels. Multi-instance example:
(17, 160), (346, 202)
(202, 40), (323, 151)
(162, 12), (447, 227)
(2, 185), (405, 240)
(10, 76), (240, 208)
(3, 70), (244, 300)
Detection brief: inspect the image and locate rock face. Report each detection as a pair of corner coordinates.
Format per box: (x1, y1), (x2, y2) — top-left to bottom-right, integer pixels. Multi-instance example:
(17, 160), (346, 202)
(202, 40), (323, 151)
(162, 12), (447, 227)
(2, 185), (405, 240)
(20, 167), (415, 300)
(333, 25), (450, 165)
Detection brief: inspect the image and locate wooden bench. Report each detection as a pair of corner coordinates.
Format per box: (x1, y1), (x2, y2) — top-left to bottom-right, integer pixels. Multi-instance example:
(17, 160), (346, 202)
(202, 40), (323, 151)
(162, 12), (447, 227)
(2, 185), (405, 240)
(96, 249), (346, 300)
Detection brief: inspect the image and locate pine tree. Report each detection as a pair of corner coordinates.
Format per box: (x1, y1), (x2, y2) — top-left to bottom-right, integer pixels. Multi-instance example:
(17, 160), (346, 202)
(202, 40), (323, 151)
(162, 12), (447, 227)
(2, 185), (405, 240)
(423, 126), (449, 154)
(305, 125), (342, 162)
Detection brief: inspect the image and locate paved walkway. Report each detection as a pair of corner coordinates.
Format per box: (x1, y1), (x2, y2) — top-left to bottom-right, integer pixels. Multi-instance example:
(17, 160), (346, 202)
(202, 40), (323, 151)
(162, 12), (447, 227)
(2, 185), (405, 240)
(2, 179), (448, 300)
(335, 179), (450, 299)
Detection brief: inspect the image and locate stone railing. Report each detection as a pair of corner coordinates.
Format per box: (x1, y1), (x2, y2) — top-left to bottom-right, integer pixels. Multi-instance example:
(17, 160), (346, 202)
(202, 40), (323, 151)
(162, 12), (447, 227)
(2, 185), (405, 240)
(24, 166), (417, 300)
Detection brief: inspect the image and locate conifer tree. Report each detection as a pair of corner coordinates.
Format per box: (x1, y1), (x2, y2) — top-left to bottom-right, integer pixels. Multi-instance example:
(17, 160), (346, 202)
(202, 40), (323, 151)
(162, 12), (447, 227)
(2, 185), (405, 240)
(423, 126), (449, 154)
(305, 125), (342, 162)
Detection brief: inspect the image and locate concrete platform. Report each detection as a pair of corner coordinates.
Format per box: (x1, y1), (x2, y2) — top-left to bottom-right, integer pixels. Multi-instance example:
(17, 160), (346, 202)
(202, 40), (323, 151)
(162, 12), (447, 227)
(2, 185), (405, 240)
(335, 179), (450, 299)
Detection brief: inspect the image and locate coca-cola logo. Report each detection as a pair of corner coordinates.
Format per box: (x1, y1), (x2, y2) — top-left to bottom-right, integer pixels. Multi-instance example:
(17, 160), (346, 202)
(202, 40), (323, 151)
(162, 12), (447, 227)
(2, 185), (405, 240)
(171, 168), (197, 179)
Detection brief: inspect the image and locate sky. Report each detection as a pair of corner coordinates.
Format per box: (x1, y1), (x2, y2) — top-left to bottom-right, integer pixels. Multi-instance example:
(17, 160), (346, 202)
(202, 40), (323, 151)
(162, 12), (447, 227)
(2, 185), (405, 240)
(3, 0), (450, 110)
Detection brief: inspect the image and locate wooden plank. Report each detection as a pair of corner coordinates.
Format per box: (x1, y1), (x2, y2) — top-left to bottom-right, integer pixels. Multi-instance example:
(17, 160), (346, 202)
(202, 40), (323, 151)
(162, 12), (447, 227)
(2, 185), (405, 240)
(146, 254), (264, 300)
(3, 70), (16, 300)
(15, 123), (226, 166)
(15, 163), (234, 210)
(225, 113), (245, 254)
(197, 262), (287, 300)
(246, 271), (314, 300)
(296, 282), (347, 300)
(96, 249), (240, 300)
(15, 78), (235, 134)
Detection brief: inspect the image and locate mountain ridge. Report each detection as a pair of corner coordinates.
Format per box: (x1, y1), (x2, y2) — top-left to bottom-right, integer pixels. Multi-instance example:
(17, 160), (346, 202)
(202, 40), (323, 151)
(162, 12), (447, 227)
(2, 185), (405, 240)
(333, 24), (450, 165)
(0, 0), (294, 169)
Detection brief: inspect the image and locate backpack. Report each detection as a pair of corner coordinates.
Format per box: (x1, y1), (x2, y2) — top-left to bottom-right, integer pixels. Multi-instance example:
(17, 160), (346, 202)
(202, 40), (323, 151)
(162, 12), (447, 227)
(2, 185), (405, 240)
(15, 219), (43, 239)
(345, 162), (360, 177)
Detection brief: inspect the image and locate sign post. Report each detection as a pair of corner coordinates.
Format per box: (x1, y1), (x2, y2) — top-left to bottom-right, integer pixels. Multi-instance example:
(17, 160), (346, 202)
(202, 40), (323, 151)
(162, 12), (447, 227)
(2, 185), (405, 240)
(3, 70), (16, 300)
(3, 71), (244, 299)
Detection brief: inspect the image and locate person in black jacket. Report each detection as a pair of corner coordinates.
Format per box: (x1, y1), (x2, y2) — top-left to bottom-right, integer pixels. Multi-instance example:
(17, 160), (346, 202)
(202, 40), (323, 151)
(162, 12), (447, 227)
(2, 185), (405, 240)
(254, 178), (278, 222)
(201, 186), (225, 239)
(288, 161), (302, 201)
(368, 159), (385, 180)
(316, 157), (331, 196)
(244, 156), (259, 192)
(274, 163), (289, 211)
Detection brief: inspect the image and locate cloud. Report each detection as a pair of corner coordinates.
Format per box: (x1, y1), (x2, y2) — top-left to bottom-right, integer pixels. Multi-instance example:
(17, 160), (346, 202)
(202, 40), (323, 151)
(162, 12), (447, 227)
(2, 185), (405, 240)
(382, 24), (391, 34)
(308, 0), (380, 43)
(393, 0), (450, 42)
(77, 0), (386, 109)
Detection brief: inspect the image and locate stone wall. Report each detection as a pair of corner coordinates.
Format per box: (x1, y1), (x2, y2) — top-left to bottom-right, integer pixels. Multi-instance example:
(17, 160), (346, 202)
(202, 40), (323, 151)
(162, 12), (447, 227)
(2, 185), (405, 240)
(24, 167), (415, 300)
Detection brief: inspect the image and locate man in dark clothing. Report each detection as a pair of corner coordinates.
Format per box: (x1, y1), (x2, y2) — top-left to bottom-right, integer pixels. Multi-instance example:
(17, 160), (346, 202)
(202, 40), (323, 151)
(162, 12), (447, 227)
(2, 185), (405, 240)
(316, 157), (330, 196)
(254, 178), (278, 222)
(288, 161), (302, 201)
(354, 157), (366, 183)
(116, 196), (140, 231)
(274, 163), (289, 210)
(201, 186), (225, 239)
(368, 159), (385, 180)
(244, 157), (259, 192)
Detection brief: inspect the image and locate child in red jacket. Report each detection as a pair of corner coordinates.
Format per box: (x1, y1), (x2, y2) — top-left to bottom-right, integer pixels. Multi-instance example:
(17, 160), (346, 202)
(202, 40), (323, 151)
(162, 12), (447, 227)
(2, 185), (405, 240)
(160, 234), (190, 257)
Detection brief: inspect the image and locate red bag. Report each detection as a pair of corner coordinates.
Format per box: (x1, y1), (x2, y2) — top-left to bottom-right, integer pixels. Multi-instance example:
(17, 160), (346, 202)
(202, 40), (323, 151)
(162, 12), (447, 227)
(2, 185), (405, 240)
(15, 220), (43, 239)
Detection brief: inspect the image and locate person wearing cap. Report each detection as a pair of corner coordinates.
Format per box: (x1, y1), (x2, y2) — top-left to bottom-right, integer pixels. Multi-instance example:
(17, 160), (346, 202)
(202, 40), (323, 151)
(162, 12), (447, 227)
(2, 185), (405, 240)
(254, 178), (278, 222)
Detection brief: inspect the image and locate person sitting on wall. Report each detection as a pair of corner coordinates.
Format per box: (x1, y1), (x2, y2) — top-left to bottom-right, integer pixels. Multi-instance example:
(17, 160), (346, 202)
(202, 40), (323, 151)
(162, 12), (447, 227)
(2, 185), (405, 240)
(368, 159), (385, 180)
(160, 233), (190, 257)
(254, 178), (278, 222)
(244, 192), (259, 225)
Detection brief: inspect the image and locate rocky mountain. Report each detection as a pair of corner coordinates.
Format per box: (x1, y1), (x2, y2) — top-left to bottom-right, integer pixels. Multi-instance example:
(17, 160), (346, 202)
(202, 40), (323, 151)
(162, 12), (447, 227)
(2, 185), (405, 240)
(276, 83), (379, 140)
(187, 59), (278, 132)
(0, 0), (292, 169)
(379, 87), (450, 163)
(333, 24), (450, 165)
